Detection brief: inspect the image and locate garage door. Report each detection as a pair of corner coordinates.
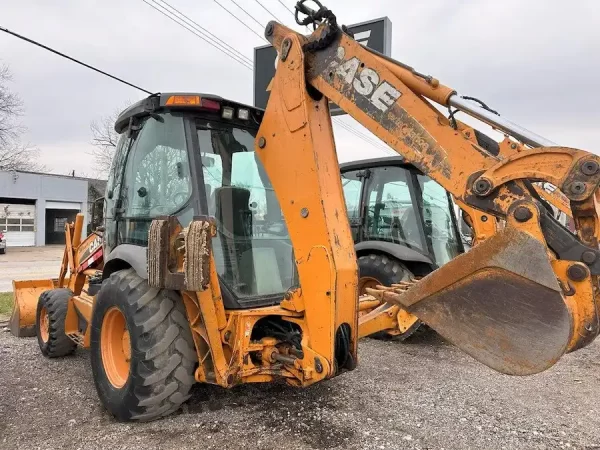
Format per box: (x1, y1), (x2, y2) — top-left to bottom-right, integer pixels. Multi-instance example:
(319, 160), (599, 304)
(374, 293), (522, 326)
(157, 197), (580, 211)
(45, 201), (81, 245)
(0, 203), (36, 247)
(45, 201), (82, 210)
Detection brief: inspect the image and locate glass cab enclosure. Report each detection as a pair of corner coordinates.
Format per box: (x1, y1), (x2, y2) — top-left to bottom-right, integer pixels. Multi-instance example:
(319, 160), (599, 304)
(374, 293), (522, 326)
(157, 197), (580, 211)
(105, 95), (297, 309)
(340, 157), (463, 267)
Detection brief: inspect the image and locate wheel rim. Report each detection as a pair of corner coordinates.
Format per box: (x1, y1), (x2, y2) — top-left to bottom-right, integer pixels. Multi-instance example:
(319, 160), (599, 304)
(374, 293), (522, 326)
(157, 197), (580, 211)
(358, 276), (381, 296)
(39, 306), (50, 343)
(101, 307), (131, 389)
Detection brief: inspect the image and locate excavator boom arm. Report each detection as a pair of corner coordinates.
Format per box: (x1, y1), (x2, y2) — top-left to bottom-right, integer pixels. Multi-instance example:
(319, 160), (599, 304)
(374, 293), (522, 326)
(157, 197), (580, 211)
(260, 6), (600, 375)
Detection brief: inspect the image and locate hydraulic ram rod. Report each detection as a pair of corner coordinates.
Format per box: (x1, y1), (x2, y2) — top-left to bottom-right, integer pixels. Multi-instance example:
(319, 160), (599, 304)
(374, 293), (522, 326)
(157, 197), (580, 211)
(448, 95), (557, 148)
(362, 45), (558, 149)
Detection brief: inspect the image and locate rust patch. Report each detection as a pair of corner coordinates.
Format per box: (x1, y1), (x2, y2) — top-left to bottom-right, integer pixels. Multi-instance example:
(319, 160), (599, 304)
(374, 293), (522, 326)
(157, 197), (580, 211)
(308, 39), (451, 179)
(383, 106), (452, 178)
(334, 233), (341, 248)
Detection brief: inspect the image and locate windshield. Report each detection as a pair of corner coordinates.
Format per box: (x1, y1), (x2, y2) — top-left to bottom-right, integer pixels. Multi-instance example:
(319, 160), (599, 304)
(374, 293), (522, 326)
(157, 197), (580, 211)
(110, 113), (195, 248)
(122, 114), (191, 218)
(197, 122), (297, 299)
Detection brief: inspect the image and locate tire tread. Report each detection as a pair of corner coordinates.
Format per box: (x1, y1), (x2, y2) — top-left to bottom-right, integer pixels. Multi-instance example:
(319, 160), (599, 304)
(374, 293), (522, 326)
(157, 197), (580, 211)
(91, 270), (196, 422)
(36, 288), (77, 358)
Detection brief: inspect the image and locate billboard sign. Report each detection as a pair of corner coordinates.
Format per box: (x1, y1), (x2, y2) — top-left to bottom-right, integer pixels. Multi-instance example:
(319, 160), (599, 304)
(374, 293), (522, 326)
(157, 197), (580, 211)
(254, 17), (392, 115)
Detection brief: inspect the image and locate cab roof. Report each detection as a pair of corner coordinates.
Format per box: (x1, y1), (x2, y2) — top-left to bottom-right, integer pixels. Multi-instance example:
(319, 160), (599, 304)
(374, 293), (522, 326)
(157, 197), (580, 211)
(114, 92), (263, 134)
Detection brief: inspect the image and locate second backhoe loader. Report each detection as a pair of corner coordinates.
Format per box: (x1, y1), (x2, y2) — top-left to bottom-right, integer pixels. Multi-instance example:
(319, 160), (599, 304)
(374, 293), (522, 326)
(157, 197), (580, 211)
(10, 1), (600, 422)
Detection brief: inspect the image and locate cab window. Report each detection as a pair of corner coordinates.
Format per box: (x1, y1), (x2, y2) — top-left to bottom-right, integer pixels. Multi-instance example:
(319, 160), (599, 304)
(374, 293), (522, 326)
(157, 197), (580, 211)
(417, 175), (462, 265)
(197, 123), (297, 300)
(364, 166), (423, 250)
(341, 170), (362, 241)
(121, 113), (191, 218)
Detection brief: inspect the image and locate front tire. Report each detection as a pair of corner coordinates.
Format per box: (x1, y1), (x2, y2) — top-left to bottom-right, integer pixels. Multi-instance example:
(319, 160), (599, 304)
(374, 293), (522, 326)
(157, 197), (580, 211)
(36, 288), (77, 358)
(90, 269), (196, 422)
(358, 253), (421, 340)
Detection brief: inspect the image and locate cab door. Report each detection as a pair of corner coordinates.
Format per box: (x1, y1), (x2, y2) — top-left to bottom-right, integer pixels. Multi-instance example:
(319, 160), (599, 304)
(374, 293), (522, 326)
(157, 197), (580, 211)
(341, 169), (366, 242)
(103, 133), (131, 254)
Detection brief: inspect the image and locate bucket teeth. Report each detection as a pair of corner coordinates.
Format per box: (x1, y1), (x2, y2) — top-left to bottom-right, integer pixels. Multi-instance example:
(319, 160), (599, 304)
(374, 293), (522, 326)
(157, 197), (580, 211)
(364, 279), (418, 302)
(364, 287), (384, 300)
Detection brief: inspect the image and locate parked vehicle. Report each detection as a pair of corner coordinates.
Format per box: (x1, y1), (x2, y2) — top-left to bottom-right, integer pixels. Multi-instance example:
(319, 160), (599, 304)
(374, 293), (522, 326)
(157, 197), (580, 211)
(0, 230), (6, 254)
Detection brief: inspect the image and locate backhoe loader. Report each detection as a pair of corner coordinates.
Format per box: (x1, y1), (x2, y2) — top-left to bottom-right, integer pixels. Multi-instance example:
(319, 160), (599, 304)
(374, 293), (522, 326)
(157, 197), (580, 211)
(10, 1), (600, 422)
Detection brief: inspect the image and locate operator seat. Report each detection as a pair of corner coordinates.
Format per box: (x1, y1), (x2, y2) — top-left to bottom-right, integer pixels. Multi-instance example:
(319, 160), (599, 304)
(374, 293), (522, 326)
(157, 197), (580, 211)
(396, 208), (420, 248)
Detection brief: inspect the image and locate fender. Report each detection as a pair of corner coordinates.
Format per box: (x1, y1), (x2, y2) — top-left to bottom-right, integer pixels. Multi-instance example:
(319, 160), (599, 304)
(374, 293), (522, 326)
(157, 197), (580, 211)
(355, 241), (433, 266)
(102, 244), (147, 280)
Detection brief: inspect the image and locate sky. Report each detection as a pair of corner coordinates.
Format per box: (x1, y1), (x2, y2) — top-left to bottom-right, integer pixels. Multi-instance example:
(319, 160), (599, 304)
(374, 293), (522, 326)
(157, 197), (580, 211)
(1, 0), (599, 178)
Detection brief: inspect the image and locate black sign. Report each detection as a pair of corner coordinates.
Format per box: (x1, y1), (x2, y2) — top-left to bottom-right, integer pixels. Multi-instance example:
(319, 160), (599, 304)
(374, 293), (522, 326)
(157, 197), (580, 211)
(253, 17), (392, 115)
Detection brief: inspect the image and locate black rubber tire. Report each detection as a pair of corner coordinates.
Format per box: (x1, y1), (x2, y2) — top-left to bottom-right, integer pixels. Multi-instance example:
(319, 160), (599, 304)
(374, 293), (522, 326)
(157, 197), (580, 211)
(358, 253), (422, 340)
(36, 288), (77, 358)
(90, 268), (196, 422)
(0, 248), (5, 254)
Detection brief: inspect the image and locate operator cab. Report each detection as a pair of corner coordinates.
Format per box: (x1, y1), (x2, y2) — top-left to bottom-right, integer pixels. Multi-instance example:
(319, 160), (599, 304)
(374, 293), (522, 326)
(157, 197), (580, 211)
(105, 93), (297, 309)
(340, 157), (463, 269)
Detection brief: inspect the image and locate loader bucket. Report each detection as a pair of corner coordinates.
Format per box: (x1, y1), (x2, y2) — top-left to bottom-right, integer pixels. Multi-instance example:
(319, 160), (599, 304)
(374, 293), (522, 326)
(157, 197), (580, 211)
(385, 227), (572, 376)
(10, 279), (55, 337)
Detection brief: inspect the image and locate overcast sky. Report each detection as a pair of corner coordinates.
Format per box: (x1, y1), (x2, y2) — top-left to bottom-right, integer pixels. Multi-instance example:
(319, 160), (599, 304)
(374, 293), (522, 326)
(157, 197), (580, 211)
(1, 0), (598, 178)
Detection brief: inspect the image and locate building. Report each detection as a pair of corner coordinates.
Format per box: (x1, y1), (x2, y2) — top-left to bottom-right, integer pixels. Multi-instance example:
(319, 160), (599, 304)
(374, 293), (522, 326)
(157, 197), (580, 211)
(0, 169), (106, 247)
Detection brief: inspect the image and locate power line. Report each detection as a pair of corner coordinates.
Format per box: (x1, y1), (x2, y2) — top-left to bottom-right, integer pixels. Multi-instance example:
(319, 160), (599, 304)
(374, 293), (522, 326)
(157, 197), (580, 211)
(0, 25), (153, 94)
(143, 0), (253, 70)
(277, 0), (296, 16)
(227, 0), (266, 29)
(335, 118), (395, 154)
(152, 0), (390, 156)
(334, 121), (392, 154)
(145, 0), (394, 155)
(277, 0), (311, 32)
(212, 0), (267, 42)
(154, 0), (253, 65)
(253, 0), (283, 22)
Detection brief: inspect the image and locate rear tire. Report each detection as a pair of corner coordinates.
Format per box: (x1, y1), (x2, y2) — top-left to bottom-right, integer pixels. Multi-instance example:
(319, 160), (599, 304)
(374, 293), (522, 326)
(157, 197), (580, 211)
(90, 268), (196, 422)
(36, 288), (77, 358)
(358, 253), (421, 340)
(0, 248), (5, 254)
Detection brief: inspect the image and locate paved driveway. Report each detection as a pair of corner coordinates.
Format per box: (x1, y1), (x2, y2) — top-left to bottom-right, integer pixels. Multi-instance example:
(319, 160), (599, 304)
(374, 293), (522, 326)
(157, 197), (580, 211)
(0, 246), (64, 292)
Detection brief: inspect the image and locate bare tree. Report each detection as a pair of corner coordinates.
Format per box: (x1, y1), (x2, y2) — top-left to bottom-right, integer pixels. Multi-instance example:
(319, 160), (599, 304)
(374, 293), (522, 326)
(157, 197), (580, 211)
(0, 142), (42, 171)
(89, 105), (129, 177)
(0, 64), (42, 171)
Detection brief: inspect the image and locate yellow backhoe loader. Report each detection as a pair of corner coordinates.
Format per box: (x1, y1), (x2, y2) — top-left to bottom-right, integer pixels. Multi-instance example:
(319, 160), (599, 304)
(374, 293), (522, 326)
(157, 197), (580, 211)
(10, 1), (600, 422)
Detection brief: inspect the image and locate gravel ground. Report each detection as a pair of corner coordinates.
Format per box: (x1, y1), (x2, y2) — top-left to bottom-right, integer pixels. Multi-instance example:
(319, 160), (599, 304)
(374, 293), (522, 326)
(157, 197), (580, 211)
(2, 329), (600, 450)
